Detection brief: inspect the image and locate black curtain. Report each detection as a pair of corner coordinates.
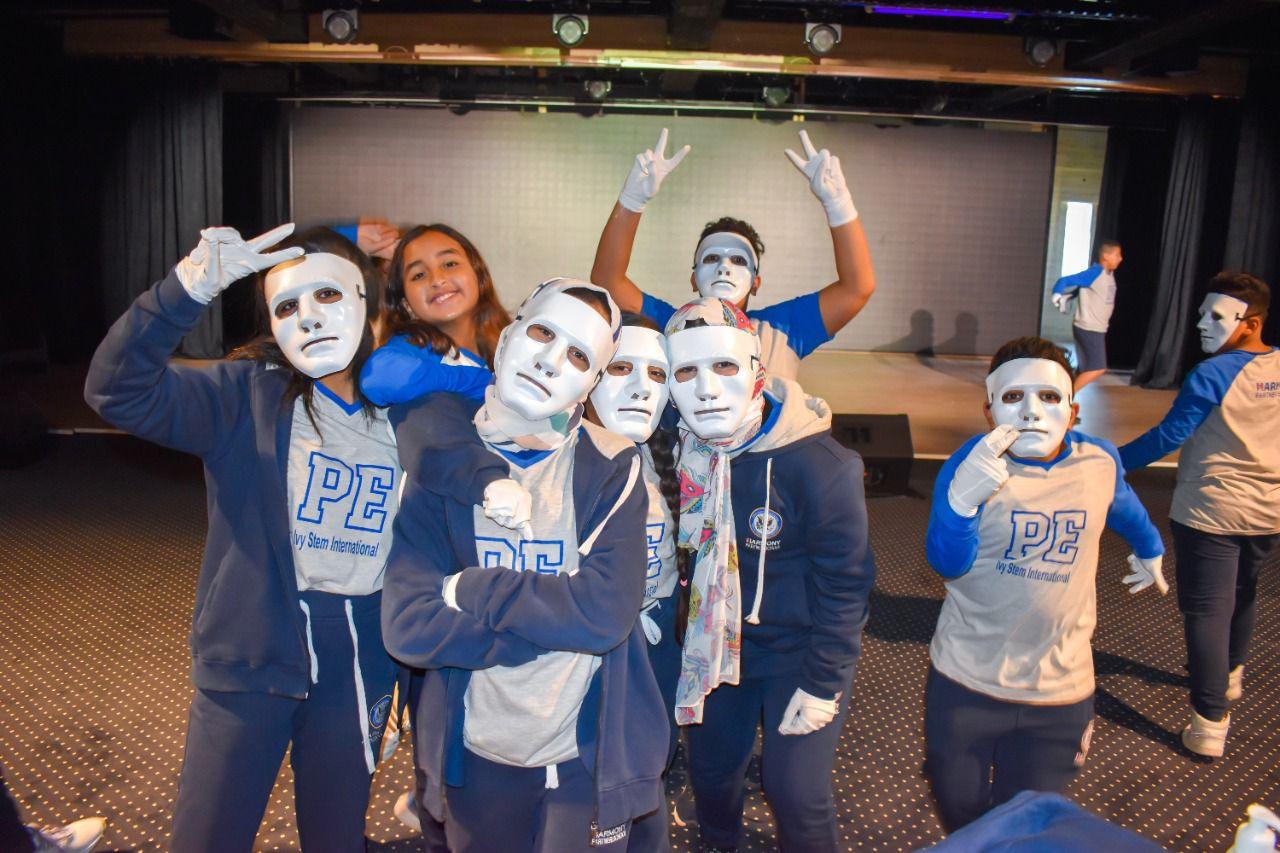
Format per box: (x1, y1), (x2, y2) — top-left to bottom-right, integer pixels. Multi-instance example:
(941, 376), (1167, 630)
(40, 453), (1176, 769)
(1132, 100), (1216, 388)
(100, 65), (224, 357)
(1223, 62), (1280, 345)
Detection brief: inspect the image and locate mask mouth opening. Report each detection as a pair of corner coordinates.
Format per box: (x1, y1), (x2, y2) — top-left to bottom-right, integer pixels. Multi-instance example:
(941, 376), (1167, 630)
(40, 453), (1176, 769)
(617, 406), (653, 415)
(301, 336), (339, 351)
(695, 406), (731, 417)
(515, 372), (552, 399)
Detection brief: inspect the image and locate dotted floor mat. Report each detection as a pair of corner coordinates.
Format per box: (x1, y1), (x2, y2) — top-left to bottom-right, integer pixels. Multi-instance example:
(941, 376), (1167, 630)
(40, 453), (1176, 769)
(1, 436), (1276, 851)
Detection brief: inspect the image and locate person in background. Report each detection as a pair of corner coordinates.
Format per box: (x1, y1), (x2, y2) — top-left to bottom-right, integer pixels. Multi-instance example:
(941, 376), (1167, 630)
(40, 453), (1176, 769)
(1051, 239), (1123, 393)
(1119, 272), (1278, 758)
(591, 128), (876, 381)
(924, 336), (1165, 831)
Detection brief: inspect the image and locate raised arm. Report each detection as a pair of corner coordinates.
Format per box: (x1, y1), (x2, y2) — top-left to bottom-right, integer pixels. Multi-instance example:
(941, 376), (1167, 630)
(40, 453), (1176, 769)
(925, 428), (1017, 579)
(1118, 360), (1234, 471)
(784, 130), (877, 337)
(84, 224), (302, 459)
(591, 128), (690, 316)
(360, 336), (492, 406)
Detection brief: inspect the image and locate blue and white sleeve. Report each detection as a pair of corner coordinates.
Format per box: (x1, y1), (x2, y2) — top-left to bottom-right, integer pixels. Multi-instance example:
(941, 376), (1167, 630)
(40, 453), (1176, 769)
(1118, 358), (1238, 471)
(749, 292), (833, 360)
(1090, 438), (1164, 559)
(333, 222), (360, 245)
(1052, 264), (1103, 296)
(641, 292), (678, 331)
(359, 336), (493, 406)
(925, 435), (985, 579)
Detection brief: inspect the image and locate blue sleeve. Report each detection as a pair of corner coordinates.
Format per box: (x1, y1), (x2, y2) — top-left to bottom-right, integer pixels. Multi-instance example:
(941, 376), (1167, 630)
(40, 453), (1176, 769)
(641, 292), (678, 331)
(925, 436), (985, 579)
(84, 270), (247, 460)
(749, 292), (833, 359)
(389, 392), (509, 510)
(451, 450), (648, 656)
(1118, 358), (1238, 471)
(1052, 264), (1103, 295)
(333, 223), (359, 245)
(798, 445), (876, 700)
(360, 336), (493, 406)
(1082, 436), (1164, 559)
(381, 478), (546, 671)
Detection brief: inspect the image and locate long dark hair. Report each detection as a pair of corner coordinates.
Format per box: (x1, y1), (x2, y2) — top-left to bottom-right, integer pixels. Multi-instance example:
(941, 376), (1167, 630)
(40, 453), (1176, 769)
(230, 226), (382, 426)
(384, 223), (511, 368)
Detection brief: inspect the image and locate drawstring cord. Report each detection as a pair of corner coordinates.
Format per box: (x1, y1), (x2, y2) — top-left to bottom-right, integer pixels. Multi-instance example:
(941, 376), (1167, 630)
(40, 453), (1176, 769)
(298, 601), (319, 684)
(345, 599), (377, 774)
(745, 457), (772, 626)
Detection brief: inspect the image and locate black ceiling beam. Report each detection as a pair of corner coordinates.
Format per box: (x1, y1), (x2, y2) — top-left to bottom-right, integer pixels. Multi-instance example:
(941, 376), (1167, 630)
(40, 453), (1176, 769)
(1071, 0), (1265, 71)
(196, 0), (306, 42)
(667, 0), (726, 51)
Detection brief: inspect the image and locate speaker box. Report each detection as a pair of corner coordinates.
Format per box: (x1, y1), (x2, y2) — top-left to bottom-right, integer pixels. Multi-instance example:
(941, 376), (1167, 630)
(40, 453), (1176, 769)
(830, 414), (914, 497)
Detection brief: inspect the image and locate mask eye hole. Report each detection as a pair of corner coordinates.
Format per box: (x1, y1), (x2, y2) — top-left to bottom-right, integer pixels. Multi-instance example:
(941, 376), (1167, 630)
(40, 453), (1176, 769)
(1039, 390), (1062, 404)
(713, 361), (739, 376)
(701, 253), (720, 265)
(273, 299), (298, 319)
(1001, 390), (1024, 404)
(315, 286), (343, 303)
(527, 324), (555, 343)
(674, 366), (697, 383)
(730, 254), (749, 267)
(648, 366), (668, 383)
(567, 346), (591, 372)
(606, 360), (633, 377)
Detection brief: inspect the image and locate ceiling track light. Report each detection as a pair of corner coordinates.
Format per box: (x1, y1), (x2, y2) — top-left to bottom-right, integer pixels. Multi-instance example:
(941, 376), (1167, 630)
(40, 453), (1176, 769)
(583, 79), (612, 101)
(761, 85), (792, 108)
(1024, 36), (1058, 68)
(552, 14), (589, 48)
(805, 23), (843, 58)
(321, 8), (359, 44)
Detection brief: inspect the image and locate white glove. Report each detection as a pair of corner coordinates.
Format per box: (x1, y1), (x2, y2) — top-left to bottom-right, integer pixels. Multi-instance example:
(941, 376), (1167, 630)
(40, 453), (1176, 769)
(778, 688), (840, 736)
(483, 478), (534, 541)
(947, 424), (1018, 517)
(785, 130), (857, 227)
(618, 128), (691, 213)
(175, 223), (303, 305)
(442, 573), (462, 610)
(1123, 553), (1169, 595)
(1051, 292), (1074, 314)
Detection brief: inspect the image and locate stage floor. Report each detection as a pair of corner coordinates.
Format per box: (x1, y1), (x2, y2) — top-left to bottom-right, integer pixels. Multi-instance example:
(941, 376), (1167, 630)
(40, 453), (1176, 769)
(3, 436), (1274, 852)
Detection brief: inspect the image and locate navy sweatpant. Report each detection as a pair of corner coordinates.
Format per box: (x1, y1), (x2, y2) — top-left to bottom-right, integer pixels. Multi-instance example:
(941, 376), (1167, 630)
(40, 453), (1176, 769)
(445, 749), (631, 853)
(924, 667), (1094, 833)
(170, 590), (396, 852)
(406, 668), (450, 853)
(625, 598), (679, 852)
(685, 670), (852, 852)
(1172, 520), (1280, 721)
(1, 770), (34, 853)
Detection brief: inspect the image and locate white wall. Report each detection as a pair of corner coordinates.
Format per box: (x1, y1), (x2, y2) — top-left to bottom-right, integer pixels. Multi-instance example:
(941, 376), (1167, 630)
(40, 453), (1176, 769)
(291, 105), (1054, 355)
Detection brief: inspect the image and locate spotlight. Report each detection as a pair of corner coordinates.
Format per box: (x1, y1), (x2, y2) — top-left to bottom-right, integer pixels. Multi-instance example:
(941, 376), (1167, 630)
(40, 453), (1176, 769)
(583, 79), (612, 101)
(922, 93), (949, 114)
(1024, 37), (1058, 68)
(805, 23), (842, 57)
(553, 14), (589, 48)
(322, 9), (358, 43)
(761, 85), (791, 108)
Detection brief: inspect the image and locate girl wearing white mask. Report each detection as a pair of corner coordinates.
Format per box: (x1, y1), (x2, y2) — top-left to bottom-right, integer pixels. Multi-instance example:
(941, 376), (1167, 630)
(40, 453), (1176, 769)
(85, 226), (400, 850)
(1119, 272), (1279, 758)
(924, 336), (1166, 831)
(381, 279), (669, 852)
(591, 128), (876, 382)
(662, 298), (874, 853)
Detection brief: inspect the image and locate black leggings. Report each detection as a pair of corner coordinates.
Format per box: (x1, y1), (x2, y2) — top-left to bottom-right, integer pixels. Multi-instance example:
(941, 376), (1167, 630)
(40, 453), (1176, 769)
(1171, 520), (1280, 721)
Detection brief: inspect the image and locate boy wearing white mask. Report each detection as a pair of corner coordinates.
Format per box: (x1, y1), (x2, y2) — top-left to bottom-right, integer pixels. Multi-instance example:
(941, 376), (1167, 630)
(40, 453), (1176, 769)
(591, 128), (876, 381)
(1119, 272), (1278, 758)
(382, 279), (670, 852)
(924, 336), (1166, 832)
(85, 226), (402, 849)
(663, 298), (874, 852)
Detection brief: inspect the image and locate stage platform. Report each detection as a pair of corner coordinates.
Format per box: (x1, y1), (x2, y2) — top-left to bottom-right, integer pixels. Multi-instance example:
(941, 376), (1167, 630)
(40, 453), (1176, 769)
(2, 435), (1274, 852)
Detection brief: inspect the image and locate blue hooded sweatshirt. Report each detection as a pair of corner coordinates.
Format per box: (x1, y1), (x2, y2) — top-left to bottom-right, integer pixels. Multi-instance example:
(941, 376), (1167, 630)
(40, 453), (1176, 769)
(83, 270), (494, 699)
(381, 392), (669, 831)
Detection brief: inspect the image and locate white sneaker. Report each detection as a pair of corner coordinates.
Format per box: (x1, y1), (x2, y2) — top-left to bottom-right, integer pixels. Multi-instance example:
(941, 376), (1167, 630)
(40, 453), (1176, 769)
(394, 790), (422, 833)
(1226, 665), (1244, 702)
(27, 818), (106, 853)
(1182, 709), (1230, 758)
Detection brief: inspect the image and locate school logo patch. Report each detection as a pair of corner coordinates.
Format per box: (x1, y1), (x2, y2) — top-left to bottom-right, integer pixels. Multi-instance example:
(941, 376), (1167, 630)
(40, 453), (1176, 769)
(369, 694), (393, 731)
(749, 507), (783, 539)
(1074, 718), (1095, 768)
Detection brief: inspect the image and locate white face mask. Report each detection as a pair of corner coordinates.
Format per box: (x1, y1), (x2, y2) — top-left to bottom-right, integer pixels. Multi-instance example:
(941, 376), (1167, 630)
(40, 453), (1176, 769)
(692, 232), (759, 305)
(265, 253), (367, 380)
(494, 291), (616, 421)
(590, 326), (670, 443)
(1196, 293), (1249, 354)
(667, 325), (762, 440)
(985, 358), (1075, 459)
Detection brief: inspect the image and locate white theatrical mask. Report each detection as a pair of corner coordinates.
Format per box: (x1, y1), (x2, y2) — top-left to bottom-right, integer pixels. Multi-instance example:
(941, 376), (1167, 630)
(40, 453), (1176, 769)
(590, 326), (670, 443)
(667, 325), (762, 440)
(495, 291), (617, 421)
(692, 232), (759, 305)
(985, 358), (1075, 459)
(265, 253), (367, 380)
(1196, 292), (1250, 354)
